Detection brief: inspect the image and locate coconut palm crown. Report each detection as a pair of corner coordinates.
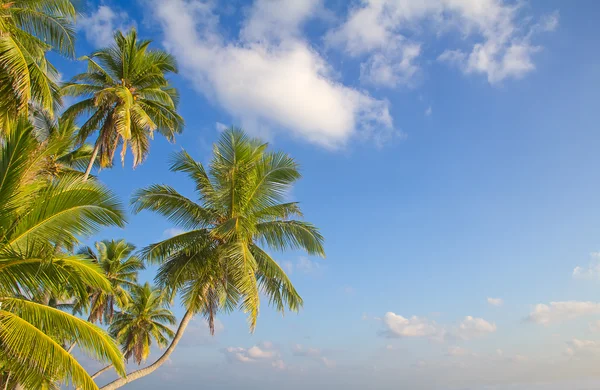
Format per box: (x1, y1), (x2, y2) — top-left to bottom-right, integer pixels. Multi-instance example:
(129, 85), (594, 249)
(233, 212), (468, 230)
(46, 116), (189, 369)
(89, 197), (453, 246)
(79, 239), (145, 324)
(132, 128), (325, 330)
(62, 28), (184, 179)
(109, 283), (175, 365)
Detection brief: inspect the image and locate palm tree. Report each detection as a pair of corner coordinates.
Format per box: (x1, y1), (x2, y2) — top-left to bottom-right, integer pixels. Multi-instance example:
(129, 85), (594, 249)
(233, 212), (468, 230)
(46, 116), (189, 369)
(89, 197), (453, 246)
(100, 128), (325, 389)
(111, 283), (175, 365)
(0, 0), (76, 124)
(79, 240), (145, 324)
(62, 28), (184, 180)
(30, 109), (100, 179)
(80, 283), (175, 385)
(0, 118), (127, 389)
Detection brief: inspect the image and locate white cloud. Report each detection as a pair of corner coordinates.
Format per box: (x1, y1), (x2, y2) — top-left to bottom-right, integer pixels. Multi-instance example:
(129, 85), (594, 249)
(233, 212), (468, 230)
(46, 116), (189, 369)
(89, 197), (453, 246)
(573, 252), (600, 280)
(280, 257), (322, 275)
(224, 342), (281, 365)
(526, 301), (600, 325)
(78, 5), (133, 48)
(321, 357), (336, 368)
(590, 320), (600, 332)
(150, 0), (396, 149)
(292, 344), (322, 358)
(565, 339), (600, 357)
(327, 0), (558, 84)
(381, 312), (444, 340)
(381, 312), (495, 341)
(271, 359), (286, 370)
(247, 345), (277, 359)
(425, 106), (432, 116)
(456, 316), (497, 340)
(487, 297), (504, 307)
(360, 41), (421, 87)
(215, 122), (228, 132)
(296, 256), (320, 273)
(240, 0), (322, 44)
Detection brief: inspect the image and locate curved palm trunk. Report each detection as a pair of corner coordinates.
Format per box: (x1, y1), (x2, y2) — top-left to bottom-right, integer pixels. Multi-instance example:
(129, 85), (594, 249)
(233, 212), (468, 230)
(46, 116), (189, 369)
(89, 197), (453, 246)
(91, 365), (113, 380)
(99, 310), (194, 390)
(67, 342), (76, 354)
(74, 365), (113, 390)
(83, 142), (100, 181)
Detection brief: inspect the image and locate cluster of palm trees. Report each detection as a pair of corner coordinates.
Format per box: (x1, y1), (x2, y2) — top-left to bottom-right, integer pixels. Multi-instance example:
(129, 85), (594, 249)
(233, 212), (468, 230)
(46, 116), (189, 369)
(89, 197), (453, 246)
(0, 1), (324, 389)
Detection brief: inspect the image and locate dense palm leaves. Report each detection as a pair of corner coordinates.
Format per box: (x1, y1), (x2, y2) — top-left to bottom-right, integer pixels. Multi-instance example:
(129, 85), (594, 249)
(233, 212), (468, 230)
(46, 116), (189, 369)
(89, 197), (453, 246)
(31, 110), (100, 178)
(110, 283), (175, 365)
(0, 118), (127, 389)
(133, 128), (325, 329)
(0, 0), (76, 122)
(0, 3), (325, 388)
(62, 28), (184, 179)
(98, 128), (324, 390)
(79, 240), (145, 324)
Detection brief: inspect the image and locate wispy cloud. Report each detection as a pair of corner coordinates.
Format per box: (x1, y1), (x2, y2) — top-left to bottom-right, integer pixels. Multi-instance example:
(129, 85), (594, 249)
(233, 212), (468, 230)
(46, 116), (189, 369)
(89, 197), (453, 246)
(223, 342), (284, 369)
(280, 257), (322, 275)
(292, 344), (335, 368)
(573, 252), (600, 280)
(526, 301), (600, 325)
(78, 5), (134, 48)
(487, 297), (504, 307)
(380, 312), (496, 341)
(327, 0), (558, 84)
(149, 0), (396, 149)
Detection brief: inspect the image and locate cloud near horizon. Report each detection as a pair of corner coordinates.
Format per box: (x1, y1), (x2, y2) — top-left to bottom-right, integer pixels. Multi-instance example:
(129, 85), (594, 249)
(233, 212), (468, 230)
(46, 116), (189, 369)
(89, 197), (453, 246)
(526, 301), (600, 325)
(380, 312), (496, 341)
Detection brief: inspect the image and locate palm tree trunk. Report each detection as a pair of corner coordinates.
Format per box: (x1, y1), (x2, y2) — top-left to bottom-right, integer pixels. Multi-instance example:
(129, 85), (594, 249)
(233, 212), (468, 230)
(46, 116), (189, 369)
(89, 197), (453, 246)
(91, 365), (113, 380)
(74, 365), (114, 390)
(83, 142), (100, 181)
(3, 372), (10, 390)
(99, 310), (194, 390)
(67, 342), (76, 354)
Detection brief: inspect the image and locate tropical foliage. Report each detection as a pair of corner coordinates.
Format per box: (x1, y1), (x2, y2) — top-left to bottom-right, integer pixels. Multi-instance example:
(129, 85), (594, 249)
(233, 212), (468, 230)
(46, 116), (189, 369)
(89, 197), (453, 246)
(110, 283), (175, 365)
(62, 28), (184, 179)
(79, 240), (145, 324)
(0, 3), (323, 389)
(0, 118), (126, 389)
(97, 128), (324, 390)
(133, 128), (324, 329)
(0, 0), (76, 123)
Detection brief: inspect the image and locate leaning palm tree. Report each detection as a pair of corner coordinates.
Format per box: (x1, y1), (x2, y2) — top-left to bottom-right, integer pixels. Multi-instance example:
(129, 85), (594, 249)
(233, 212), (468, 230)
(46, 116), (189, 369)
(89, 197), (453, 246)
(0, 117), (127, 389)
(79, 240), (145, 324)
(62, 28), (184, 180)
(0, 0), (76, 124)
(81, 283), (175, 385)
(100, 128), (325, 389)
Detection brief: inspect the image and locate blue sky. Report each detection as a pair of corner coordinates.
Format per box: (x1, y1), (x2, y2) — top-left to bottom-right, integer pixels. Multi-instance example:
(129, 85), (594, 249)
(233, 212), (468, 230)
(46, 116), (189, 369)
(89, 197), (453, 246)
(64, 1), (600, 389)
